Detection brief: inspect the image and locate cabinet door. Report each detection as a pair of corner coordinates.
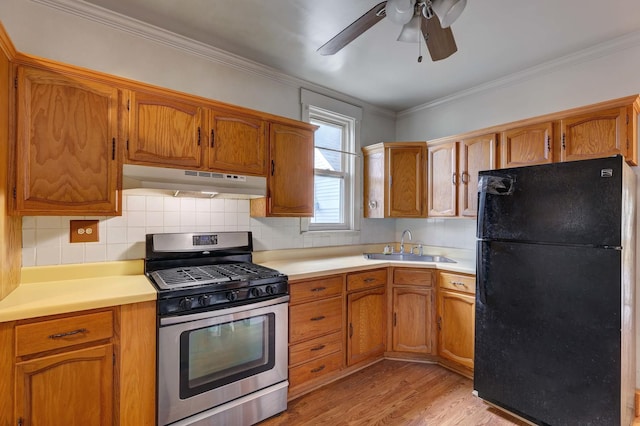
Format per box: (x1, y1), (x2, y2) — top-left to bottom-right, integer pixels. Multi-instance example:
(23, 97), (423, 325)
(347, 287), (386, 366)
(264, 123), (314, 216)
(15, 66), (121, 215)
(458, 134), (497, 217)
(427, 141), (457, 217)
(501, 122), (553, 168)
(560, 107), (627, 163)
(127, 90), (205, 168)
(362, 147), (384, 218)
(208, 110), (267, 175)
(387, 145), (426, 217)
(392, 287), (434, 354)
(437, 290), (475, 369)
(15, 344), (113, 426)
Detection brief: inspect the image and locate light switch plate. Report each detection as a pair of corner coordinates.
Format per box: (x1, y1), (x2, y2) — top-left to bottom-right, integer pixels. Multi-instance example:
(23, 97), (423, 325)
(70, 220), (99, 243)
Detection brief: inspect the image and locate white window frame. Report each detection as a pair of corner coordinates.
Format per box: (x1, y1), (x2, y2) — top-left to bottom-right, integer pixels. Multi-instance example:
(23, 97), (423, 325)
(300, 89), (362, 233)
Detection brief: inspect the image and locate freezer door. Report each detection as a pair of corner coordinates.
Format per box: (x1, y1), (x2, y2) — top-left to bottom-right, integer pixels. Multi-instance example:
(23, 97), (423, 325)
(477, 156), (623, 247)
(474, 240), (622, 425)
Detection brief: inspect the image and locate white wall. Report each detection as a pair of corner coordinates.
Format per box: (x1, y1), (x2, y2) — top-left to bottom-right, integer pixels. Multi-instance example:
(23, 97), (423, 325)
(0, 0), (398, 265)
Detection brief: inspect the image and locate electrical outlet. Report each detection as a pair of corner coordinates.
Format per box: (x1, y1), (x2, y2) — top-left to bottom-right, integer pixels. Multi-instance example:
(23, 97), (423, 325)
(70, 220), (99, 243)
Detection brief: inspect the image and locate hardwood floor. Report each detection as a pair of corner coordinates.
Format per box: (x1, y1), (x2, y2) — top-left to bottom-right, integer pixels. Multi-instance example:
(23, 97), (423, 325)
(260, 360), (528, 426)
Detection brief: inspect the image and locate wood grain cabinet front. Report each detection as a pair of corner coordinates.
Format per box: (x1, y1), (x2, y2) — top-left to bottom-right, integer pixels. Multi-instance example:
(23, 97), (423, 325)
(362, 142), (427, 218)
(288, 275), (345, 398)
(437, 272), (476, 375)
(390, 268), (435, 356)
(13, 65), (122, 215)
(427, 134), (497, 218)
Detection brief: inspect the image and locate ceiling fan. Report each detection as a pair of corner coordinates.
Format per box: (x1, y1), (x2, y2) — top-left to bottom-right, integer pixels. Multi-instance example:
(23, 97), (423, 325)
(318, 0), (466, 62)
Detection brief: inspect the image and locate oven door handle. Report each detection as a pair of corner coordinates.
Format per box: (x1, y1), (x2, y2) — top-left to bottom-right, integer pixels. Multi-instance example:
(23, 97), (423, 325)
(159, 295), (290, 326)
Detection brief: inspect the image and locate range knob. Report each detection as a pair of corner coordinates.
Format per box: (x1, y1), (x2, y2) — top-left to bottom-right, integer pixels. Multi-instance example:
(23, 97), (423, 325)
(198, 295), (212, 307)
(265, 285), (276, 295)
(179, 297), (194, 310)
(250, 287), (262, 297)
(226, 291), (239, 302)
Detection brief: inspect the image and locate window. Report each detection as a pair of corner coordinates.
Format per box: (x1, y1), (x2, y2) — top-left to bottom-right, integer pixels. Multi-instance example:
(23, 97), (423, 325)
(301, 89), (362, 232)
(309, 110), (355, 230)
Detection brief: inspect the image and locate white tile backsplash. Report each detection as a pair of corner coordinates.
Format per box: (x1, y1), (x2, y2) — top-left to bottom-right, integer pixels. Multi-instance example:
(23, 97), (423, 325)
(21, 192), (475, 266)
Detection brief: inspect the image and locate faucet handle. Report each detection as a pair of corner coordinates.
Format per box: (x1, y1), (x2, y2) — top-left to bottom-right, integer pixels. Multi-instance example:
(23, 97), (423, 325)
(411, 243), (424, 256)
(383, 244), (394, 254)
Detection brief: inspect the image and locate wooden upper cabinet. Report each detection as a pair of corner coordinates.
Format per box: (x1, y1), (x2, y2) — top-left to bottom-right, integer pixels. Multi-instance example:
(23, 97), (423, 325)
(427, 141), (457, 217)
(388, 144), (426, 217)
(560, 107), (627, 163)
(251, 122), (314, 217)
(458, 134), (497, 217)
(208, 110), (267, 175)
(362, 142), (426, 218)
(127, 90), (204, 168)
(14, 65), (122, 215)
(500, 122), (553, 168)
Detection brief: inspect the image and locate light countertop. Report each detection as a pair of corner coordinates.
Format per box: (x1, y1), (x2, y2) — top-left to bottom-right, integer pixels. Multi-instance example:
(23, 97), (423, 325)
(0, 244), (475, 322)
(0, 260), (155, 322)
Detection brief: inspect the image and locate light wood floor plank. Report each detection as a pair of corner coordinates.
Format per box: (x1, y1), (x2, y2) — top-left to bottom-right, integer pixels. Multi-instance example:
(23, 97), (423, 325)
(260, 360), (527, 426)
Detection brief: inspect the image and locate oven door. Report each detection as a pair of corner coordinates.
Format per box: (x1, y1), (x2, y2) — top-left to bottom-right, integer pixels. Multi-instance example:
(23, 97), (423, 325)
(158, 296), (289, 425)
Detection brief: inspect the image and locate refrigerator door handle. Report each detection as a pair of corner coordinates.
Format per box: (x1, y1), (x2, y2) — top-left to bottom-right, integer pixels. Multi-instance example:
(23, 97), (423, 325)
(476, 242), (487, 305)
(477, 175), (516, 239)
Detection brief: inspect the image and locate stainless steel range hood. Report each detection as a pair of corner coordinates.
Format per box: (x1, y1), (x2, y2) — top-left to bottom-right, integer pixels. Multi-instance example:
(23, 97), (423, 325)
(123, 164), (266, 199)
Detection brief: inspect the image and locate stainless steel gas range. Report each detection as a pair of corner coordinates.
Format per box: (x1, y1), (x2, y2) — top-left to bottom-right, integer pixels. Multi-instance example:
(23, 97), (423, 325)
(144, 231), (289, 426)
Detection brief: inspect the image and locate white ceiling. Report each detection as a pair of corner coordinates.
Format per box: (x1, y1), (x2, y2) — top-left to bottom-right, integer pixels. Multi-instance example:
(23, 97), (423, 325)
(70, 0), (640, 111)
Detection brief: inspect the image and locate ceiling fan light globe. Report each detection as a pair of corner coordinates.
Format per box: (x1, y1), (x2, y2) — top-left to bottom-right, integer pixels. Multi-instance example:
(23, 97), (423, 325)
(396, 15), (422, 43)
(386, 0), (416, 25)
(432, 0), (467, 28)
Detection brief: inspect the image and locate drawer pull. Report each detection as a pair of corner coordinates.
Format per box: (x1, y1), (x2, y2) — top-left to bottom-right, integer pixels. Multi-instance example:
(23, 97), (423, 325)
(310, 287), (326, 292)
(310, 365), (326, 374)
(364, 278), (376, 282)
(452, 281), (467, 287)
(48, 328), (88, 339)
(310, 344), (326, 352)
(310, 316), (326, 322)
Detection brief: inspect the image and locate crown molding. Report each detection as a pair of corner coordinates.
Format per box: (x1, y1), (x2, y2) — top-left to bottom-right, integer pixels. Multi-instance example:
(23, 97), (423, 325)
(398, 30), (640, 117)
(30, 0), (396, 119)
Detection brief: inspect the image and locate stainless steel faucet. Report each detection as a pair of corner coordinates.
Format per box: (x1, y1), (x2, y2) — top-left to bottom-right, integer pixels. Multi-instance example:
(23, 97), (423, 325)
(400, 229), (412, 254)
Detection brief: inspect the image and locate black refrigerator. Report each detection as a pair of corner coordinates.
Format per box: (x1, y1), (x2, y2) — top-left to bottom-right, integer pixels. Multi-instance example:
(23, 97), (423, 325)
(474, 155), (636, 426)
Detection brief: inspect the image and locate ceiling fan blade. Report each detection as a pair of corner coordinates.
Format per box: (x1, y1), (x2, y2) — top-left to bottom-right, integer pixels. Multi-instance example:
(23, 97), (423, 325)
(421, 15), (457, 61)
(318, 2), (387, 55)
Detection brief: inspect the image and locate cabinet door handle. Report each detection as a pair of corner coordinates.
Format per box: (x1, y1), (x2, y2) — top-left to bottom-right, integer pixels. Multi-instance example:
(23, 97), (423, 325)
(437, 317), (442, 331)
(310, 315), (326, 322)
(452, 173), (458, 185)
(111, 138), (116, 160)
(271, 160), (275, 176)
(393, 312), (397, 327)
(311, 365), (326, 374)
(211, 129), (215, 147)
(197, 127), (201, 146)
(349, 323), (353, 338)
(546, 135), (551, 153)
(310, 287), (326, 292)
(461, 171), (469, 184)
(310, 344), (326, 352)
(48, 328), (88, 339)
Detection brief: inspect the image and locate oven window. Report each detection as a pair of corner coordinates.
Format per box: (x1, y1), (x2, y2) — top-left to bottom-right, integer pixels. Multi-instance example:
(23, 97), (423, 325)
(179, 313), (276, 398)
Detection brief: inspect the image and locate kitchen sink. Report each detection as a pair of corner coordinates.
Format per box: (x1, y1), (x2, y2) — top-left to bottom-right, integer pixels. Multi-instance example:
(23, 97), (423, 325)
(363, 253), (456, 263)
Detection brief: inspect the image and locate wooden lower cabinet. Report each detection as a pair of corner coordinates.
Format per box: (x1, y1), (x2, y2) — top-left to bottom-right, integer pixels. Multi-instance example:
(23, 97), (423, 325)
(437, 272), (476, 374)
(288, 275), (345, 398)
(16, 344), (114, 425)
(390, 267), (436, 356)
(346, 269), (387, 366)
(0, 302), (156, 426)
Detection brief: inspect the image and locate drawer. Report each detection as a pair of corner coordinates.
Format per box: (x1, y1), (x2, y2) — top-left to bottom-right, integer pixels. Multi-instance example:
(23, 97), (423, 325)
(346, 268), (387, 292)
(289, 330), (342, 367)
(16, 310), (114, 357)
(439, 272), (475, 294)
(290, 275), (343, 305)
(393, 268), (434, 287)
(289, 351), (343, 389)
(289, 297), (342, 343)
